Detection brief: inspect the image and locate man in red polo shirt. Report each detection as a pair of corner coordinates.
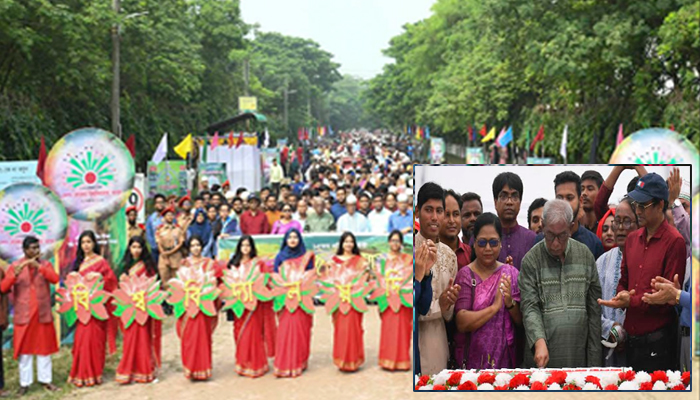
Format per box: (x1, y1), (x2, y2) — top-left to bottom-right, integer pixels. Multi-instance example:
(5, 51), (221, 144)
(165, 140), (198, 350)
(597, 172), (686, 372)
(240, 193), (271, 235)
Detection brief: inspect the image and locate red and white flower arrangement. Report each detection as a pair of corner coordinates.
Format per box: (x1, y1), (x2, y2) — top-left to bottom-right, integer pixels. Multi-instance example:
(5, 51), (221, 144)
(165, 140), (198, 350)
(415, 369), (691, 391)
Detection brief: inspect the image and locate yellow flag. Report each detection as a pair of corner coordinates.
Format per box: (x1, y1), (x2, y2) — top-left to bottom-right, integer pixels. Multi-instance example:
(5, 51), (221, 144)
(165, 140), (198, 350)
(174, 133), (193, 159)
(481, 127), (496, 143)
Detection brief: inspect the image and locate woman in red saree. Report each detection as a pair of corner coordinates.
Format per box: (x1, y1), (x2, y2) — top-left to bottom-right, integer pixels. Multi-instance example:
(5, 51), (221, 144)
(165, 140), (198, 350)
(115, 236), (161, 384)
(377, 230), (412, 370)
(68, 230), (118, 387)
(329, 232), (367, 372)
(226, 235), (269, 377)
(177, 235), (220, 380)
(272, 229), (315, 378)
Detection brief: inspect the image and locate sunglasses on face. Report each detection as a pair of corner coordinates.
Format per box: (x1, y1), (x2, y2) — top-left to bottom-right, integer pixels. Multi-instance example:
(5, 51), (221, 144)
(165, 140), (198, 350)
(632, 201), (655, 210)
(476, 238), (500, 248)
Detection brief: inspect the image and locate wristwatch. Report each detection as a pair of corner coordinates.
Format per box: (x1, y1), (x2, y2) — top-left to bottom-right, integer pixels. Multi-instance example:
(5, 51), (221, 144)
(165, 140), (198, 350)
(675, 289), (681, 305)
(673, 199), (681, 209)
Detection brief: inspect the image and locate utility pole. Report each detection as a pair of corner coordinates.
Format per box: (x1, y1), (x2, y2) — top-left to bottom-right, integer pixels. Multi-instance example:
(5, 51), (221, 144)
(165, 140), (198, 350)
(244, 59), (250, 96)
(111, 0), (121, 138)
(283, 76), (289, 136)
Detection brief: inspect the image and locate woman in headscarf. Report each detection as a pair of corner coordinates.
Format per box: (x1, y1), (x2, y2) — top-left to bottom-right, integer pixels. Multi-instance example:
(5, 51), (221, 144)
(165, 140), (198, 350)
(227, 236), (269, 377)
(596, 208), (617, 253)
(187, 208), (213, 258)
(115, 236), (161, 384)
(329, 232), (367, 372)
(68, 231), (118, 387)
(272, 229), (315, 377)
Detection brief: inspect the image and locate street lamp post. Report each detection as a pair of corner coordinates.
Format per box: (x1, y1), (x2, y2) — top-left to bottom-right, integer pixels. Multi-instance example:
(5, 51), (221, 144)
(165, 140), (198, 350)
(281, 76), (297, 139)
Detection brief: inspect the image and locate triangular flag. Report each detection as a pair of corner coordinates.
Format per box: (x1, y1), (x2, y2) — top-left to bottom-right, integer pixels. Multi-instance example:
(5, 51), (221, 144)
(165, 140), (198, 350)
(479, 125), (487, 137)
(616, 124), (624, 146)
(236, 131), (244, 148)
(495, 126), (506, 146)
(498, 126), (513, 148)
(559, 124), (568, 163)
(425, 126), (431, 140)
(228, 131), (234, 148)
(525, 128), (531, 152)
(211, 131), (219, 151)
(468, 126), (474, 141)
(174, 133), (193, 160)
(37, 136), (47, 185)
(125, 134), (135, 160)
(481, 127), (496, 143)
(152, 133), (168, 163)
(201, 137), (208, 162)
(530, 125), (544, 152)
(264, 127), (270, 148)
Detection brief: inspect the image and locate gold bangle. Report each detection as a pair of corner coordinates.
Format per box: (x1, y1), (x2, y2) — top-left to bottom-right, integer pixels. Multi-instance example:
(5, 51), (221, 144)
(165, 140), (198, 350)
(675, 289), (681, 305)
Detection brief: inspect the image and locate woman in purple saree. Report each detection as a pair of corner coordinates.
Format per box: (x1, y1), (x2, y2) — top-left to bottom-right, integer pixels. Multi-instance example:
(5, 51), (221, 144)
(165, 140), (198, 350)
(454, 213), (522, 369)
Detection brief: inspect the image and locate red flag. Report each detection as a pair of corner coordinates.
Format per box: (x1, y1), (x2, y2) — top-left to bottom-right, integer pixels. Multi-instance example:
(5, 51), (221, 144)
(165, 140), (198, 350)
(235, 131), (244, 148)
(468, 126), (474, 141)
(530, 125), (545, 152)
(36, 136), (47, 185)
(228, 131), (234, 148)
(304, 128), (309, 141)
(479, 125), (487, 137)
(125, 134), (135, 160)
(669, 124), (675, 131)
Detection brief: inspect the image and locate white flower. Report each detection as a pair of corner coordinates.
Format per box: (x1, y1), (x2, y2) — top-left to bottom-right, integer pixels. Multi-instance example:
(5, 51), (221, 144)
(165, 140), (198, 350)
(566, 372), (586, 387)
(619, 381), (639, 390)
(667, 371), (681, 383)
(599, 372), (620, 388)
(634, 371), (651, 384)
(582, 383), (600, 391)
(461, 372), (479, 384)
(415, 376), (420, 385)
(418, 385), (433, 391)
(495, 373), (512, 387)
(652, 381), (667, 390)
(548, 383), (562, 391)
(515, 385), (530, 390)
(431, 370), (451, 386)
(530, 370), (548, 383)
(477, 383), (494, 391)
(667, 380), (682, 389)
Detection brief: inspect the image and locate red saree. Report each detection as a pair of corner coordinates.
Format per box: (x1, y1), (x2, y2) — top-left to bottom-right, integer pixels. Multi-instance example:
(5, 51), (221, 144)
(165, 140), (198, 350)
(68, 255), (117, 387)
(377, 254), (412, 371)
(260, 260), (277, 358)
(273, 252), (315, 378)
(232, 258), (269, 377)
(330, 255), (366, 372)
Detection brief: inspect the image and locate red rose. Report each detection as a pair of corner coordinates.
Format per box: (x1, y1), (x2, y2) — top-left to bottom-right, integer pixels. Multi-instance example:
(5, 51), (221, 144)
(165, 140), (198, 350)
(563, 384), (581, 390)
(530, 381), (547, 390)
(651, 370), (668, 384)
(416, 375), (430, 388)
(546, 371), (568, 385)
(477, 372), (496, 385)
(639, 382), (653, 390)
(604, 384), (618, 391)
(682, 371), (691, 386)
(585, 376), (602, 389)
(447, 372), (463, 387)
(457, 381), (477, 390)
(494, 385), (509, 390)
(618, 370), (636, 382)
(671, 384), (685, 391)
(509, 373), (530, 389)
(433, 385), (447, 391)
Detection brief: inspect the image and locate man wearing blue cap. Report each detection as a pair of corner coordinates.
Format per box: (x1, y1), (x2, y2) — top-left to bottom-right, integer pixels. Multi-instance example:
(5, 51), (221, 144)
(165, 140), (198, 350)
(597, 172), (686, 372)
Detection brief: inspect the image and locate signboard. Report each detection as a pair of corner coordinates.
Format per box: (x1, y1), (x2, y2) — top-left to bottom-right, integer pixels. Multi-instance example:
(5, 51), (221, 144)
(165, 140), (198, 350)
(198, 162), (227, 190)
(125, 173), (146, 224)
(238, 96), (258, 112)
(465, 148), (486, 164)
(0, 161), (40, 190)
(526, 157), (554, 164)
(429, 138), (445, 164)
(147, 161), (188, 198)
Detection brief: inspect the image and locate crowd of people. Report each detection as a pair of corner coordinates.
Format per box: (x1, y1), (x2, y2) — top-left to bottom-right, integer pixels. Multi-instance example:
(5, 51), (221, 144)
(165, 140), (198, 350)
(414, 166), (692, 376)
(0, 131), (419, 395)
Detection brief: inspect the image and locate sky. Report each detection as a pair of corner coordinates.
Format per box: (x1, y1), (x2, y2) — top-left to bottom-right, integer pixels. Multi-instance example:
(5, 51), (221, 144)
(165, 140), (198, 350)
(240, 0), (436, 80)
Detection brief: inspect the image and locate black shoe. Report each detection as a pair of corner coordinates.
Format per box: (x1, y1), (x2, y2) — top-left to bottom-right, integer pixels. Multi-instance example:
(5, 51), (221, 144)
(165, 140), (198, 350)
(16, 387), (29, 397)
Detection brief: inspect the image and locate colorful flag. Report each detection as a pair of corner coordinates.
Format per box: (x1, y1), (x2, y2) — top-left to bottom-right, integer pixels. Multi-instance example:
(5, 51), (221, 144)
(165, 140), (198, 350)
(37, 136), (47, 184)
(616, 123), (624, 146)
(497, 126), (513, 147)
(495, 126), (506, 146)
(236, 131), (245, 148)
(560, 124), (568, 163)
(174, 133), (193, 160)
(525, 128), (531, 152)
(468, 126), (474, 141)
(297, 127), (303, 141)
(228, 131), (234, 148)
(481, 127), (496, 143)
(264, 127), (270, 148)
(125, 134), (135, 160)
(530, 125), (544, 152)
(425, 126), (431, 140)
(479, 125), (487, 137)
(211, 131), (219, 151)
(152, 133), (168, 163)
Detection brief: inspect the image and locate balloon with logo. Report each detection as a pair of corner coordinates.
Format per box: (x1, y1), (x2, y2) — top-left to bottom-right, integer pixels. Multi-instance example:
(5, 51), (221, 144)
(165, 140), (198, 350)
(0, 183), (68, 262)
(44, 127), (135, 220)
(610, 128), (699, 195)
(56, 272), (111, 327)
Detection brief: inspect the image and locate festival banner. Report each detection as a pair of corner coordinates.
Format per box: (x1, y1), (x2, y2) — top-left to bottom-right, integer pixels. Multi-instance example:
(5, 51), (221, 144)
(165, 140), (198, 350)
(429, 138), (445, 164)
(217, 233), (412, 273)
(147, 160), (188, 198)
(44, 128), (135, 221)
(0, 161), (40, 190)
(198, 162), (227, 189)
(466, 148), (486, 164)
(526, 157), (554, 164)
(125, 173), (146, 224)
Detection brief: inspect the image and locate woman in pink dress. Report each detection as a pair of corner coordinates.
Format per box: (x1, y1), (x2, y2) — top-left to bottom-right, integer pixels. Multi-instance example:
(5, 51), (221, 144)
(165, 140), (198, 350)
(271, 204), (303, 234)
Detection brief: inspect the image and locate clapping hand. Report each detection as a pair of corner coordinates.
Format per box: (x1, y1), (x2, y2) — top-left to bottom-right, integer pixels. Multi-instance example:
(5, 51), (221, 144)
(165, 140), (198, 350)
(643, 274), (681, 306)
(598, 289), (636, 309)
(500, 273), (513, 308)
(415, 240), (437, 282)
(439, 278), (461, 313)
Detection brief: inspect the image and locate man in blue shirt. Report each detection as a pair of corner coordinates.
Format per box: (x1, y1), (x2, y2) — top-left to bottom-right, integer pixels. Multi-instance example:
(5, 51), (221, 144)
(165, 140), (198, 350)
(330, 186), (348, 220)
(388, 194), (413, 235)
(532, 171), (604, 260)
(146, 193), (166, 264)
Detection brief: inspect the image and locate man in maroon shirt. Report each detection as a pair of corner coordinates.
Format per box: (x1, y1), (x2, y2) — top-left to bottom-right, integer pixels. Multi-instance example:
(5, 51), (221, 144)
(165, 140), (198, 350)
(597, 173), (686, 372)
(240, 194), (271, 235)
(439, 189), (471, 270)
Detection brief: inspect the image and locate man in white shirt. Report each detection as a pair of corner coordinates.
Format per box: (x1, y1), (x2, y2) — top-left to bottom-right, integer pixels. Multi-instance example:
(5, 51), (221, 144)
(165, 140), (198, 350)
(337, 195), (370, 234)
(293, 199), (309, 226)
(269, 158), (284, 196)
(367, 193), (391, 234)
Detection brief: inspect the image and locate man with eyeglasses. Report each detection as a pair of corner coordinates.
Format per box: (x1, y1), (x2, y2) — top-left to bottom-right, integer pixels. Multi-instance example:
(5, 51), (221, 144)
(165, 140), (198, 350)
(491, 172), (536, 271)
(597, 172), (686, 372)
(519, 199), (602, 368)
(532, 171), (604, 260)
